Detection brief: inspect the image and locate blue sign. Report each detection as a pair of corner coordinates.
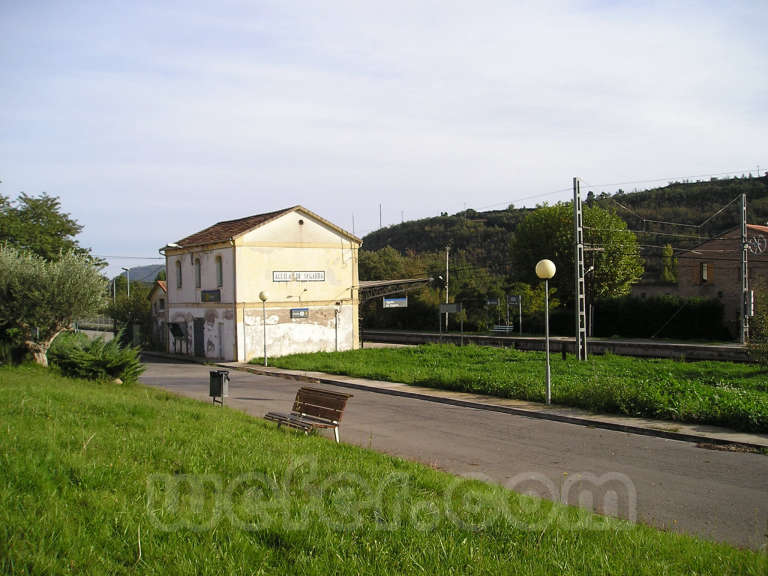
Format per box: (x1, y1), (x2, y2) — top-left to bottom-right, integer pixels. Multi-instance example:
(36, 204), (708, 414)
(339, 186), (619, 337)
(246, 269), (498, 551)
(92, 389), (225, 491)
(290, 308), (309, 319)
(383, 297), (408, 309)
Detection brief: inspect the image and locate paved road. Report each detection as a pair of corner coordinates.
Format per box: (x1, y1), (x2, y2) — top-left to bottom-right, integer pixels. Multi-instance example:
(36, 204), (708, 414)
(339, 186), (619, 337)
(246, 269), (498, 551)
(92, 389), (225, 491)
(140, 358), (768, 549)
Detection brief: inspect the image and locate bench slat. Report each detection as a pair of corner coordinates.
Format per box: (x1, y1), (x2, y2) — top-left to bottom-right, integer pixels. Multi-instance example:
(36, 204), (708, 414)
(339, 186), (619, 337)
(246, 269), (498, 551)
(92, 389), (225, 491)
(265, 387), (352, 443)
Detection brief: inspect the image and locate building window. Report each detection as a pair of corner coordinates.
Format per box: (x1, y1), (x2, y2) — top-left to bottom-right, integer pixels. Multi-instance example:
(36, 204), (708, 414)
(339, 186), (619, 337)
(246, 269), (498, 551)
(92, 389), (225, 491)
(159, 298), (165, 310)
(175, 260), (182, 289)
(701, 262), (709, 283)
(216, 256), (223, 288)
(195, 258), (201, 288)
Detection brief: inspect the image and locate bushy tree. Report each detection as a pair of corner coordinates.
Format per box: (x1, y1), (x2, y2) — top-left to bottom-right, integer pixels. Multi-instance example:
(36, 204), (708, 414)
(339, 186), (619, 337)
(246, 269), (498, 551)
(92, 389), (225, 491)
(511, 203), (644, 303)
(105, 281), (152, 337)
(661, 244), (678, 283)
(0, 246), (107, 365)
(0, 193), (93, 261)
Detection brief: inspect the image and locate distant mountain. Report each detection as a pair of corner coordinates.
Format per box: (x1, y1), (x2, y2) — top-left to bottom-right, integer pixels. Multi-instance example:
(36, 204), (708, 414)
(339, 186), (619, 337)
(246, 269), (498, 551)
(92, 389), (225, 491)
(112, 264), (164, 285)
(361, 175), (768, 281)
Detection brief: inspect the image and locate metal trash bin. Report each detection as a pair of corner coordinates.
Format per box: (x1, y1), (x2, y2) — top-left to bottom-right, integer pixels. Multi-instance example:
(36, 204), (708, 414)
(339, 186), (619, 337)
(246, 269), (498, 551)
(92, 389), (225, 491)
(209, 370), (229, 405)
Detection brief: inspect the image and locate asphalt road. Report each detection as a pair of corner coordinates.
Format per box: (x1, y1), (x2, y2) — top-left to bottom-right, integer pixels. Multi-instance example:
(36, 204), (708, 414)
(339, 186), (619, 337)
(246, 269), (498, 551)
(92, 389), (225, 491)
(140, 358), (768, 550)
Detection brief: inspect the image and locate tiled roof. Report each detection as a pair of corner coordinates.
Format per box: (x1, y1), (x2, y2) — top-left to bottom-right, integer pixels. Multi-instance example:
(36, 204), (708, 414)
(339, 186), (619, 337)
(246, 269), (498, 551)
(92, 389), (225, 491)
(147, 280), (168, 300)
(175, 207), (295, 247)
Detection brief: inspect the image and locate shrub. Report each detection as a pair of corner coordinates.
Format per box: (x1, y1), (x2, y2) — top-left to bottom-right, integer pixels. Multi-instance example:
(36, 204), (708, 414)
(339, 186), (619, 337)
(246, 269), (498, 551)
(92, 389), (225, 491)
(48, 331), (144, 384)
(748, 284), (768, 365)
(594, 296), (731, 340)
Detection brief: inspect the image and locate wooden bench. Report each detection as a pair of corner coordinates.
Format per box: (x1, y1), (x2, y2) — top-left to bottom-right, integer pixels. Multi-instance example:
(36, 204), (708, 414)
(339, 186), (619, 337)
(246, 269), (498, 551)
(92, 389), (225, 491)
(264, 387), (353, 443)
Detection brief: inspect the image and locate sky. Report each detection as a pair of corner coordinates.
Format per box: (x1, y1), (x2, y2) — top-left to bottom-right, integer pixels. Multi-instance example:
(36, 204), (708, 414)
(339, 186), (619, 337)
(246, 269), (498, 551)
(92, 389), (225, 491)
(1, 0), (767, 278)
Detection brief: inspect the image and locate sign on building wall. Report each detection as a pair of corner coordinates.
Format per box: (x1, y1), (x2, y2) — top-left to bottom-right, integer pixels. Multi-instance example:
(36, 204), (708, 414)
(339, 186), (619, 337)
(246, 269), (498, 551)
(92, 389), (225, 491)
(201, 290), (221, 302)
(383, 296), (408, 308)
(290, 308), (309, 319)
(273, 271), (326, 282)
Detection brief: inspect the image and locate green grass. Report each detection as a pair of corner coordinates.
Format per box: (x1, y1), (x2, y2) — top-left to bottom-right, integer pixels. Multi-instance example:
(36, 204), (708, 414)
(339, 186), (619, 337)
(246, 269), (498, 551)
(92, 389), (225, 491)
(258, 344), (768, 433)
(2, 365), (765, 574)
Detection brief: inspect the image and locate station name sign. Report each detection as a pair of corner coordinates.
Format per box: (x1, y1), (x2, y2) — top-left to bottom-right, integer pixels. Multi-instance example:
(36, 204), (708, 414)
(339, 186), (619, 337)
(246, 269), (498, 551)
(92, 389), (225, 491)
(272, 271), (326, 282)
(201, 289), (221, 302)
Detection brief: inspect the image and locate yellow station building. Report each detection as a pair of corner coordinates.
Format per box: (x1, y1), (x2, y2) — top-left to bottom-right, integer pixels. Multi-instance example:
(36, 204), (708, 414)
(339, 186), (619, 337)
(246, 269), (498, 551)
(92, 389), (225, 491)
(161, 206), (361, 362)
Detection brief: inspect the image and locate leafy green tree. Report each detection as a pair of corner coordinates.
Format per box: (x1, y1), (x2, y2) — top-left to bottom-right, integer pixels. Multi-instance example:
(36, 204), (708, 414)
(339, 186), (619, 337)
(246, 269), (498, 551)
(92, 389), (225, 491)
(661, 244), (678, 283)
(0, 193), (94, 261)
(0, 246), (107, 365)
(511, 203), (644, 303)
(105, 281), (152, 329)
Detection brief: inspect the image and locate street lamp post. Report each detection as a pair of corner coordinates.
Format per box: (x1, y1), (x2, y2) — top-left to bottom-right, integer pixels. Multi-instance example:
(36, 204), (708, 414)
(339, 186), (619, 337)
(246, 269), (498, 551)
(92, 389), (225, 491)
(334, 303), (341, 352)
(259, 291), (269, 367)
(535, 259), (556, 405)
(121, 267), (130, 298)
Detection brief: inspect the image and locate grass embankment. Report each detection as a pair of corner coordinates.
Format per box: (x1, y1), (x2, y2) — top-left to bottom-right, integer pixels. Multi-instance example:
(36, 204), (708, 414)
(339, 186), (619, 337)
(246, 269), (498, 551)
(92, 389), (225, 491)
(259, 345), (768, 433)
(2, 365), (765, 574)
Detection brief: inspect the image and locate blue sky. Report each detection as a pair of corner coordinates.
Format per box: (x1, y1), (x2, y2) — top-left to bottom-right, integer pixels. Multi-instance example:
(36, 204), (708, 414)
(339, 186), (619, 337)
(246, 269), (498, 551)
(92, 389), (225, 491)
(1, 1), (767, 277)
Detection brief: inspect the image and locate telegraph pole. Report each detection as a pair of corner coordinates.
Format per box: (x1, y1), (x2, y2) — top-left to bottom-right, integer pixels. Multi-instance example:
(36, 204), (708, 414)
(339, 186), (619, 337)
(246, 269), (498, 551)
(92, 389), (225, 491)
(740, 193), (749, 345)
(445, 244), (450, 331)
(573, 178), (588, 360)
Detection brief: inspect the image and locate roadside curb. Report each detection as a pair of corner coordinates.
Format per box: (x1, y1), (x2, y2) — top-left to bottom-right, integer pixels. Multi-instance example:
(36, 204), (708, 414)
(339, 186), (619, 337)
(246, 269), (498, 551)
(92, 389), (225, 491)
(236, 365), (768, 452)
(140, 351), (768, 452)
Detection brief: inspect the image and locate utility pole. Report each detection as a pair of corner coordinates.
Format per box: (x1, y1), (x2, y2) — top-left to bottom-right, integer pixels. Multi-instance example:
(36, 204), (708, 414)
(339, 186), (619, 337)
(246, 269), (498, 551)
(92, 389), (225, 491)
(573, 178), (587, 360)
(121, 267), (130, 298)
(740, 193), (749, 345)
(445, 244), (450, 331)
(352, 213), (355, 236)
(379, 204), (382, 229)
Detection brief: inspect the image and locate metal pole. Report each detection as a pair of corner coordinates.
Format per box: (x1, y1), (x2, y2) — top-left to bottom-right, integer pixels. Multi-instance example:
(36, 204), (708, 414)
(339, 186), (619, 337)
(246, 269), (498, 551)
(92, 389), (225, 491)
(573, 177), (587, 360)
(545, 279), (551, 404)
(519, 299), (522, 336)
(740, 193), (749, 344)
(445, 245), (450, 331)
(438, 304), (442, 343)
(262, 301), (268, 367)
(506, 297), (510, 326)
(122, 268), (130, 298)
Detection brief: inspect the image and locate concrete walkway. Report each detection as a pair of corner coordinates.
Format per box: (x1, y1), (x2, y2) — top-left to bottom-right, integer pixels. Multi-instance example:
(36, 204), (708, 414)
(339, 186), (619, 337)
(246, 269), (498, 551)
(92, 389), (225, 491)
(219, 361), (768, 451)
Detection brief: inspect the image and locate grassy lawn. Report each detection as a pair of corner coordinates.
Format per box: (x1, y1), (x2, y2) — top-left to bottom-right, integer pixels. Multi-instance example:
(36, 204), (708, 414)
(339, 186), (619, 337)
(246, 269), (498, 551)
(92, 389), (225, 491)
(1, 365), (766, 574)
(258, 344), (768, 434)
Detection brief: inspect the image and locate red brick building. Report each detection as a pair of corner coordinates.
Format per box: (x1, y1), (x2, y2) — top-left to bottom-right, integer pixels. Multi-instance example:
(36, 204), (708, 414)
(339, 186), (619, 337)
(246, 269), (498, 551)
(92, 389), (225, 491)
(677, 224), (768, 339)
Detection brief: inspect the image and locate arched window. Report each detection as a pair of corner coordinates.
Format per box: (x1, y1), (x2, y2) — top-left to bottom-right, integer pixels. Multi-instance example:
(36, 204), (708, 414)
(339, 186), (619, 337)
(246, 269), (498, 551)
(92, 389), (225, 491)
(175, 260), (182, 289)
(195, 258), (201, 288)
(216, 256), (223, 287)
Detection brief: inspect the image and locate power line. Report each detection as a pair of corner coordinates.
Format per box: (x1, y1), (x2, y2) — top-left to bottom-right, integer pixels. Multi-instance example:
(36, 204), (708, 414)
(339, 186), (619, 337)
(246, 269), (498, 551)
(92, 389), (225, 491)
(94, 255), (164, 260)
(581, 167), (764, 191)
(474, 187), (573, 211)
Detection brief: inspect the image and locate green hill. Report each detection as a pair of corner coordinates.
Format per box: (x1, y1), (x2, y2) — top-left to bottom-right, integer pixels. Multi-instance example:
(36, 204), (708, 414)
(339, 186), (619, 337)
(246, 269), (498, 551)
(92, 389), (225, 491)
(361, 175), (768, 281)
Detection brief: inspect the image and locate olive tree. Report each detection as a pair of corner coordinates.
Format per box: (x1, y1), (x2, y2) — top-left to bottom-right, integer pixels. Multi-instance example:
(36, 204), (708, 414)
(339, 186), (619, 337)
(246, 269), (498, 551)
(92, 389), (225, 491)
(0, 246), (107, 365)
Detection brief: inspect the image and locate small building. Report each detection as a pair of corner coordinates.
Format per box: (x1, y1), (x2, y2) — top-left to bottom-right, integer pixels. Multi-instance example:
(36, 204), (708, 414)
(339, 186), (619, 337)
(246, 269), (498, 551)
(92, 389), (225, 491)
(677, 224), (768, 338)
(162, 206), (361, 361)
(147, 280), (168, 350)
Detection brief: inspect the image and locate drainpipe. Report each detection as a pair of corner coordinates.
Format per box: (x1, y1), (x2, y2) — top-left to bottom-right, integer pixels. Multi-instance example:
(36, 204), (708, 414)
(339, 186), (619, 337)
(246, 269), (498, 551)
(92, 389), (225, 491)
(231, 238), (238, 362)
